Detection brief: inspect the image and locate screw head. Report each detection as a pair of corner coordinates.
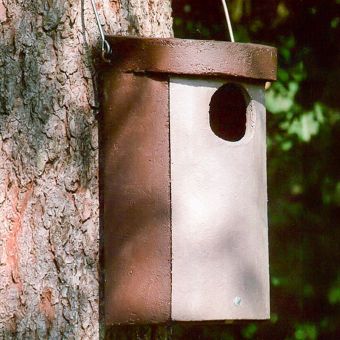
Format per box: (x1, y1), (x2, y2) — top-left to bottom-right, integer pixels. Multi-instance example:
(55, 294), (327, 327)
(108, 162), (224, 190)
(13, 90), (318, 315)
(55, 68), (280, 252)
(233, 296), (242, 306)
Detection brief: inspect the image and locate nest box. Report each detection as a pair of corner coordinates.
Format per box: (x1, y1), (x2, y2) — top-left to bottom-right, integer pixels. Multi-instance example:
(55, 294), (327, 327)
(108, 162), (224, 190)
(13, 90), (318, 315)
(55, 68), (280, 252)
(100, 36), (277, 325)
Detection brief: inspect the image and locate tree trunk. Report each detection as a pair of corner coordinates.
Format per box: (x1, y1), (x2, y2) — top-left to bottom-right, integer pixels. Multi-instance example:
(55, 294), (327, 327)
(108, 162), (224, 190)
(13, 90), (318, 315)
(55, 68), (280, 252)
(0, 1), (172, 338)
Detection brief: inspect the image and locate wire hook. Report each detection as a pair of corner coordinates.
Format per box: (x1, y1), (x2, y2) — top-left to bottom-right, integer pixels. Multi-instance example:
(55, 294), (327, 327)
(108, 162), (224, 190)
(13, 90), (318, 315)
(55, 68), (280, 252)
(221, 0), (235, 42)
(90, 0), (111, 62)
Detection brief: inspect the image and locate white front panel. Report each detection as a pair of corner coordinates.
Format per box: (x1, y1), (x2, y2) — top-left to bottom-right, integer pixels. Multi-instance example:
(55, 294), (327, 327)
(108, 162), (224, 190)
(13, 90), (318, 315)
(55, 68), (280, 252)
(170, 78), (269, 321)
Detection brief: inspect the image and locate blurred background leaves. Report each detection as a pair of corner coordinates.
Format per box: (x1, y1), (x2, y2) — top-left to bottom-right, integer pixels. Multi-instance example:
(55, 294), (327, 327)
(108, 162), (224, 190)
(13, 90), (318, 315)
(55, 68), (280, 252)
(171, 0), (340, 339)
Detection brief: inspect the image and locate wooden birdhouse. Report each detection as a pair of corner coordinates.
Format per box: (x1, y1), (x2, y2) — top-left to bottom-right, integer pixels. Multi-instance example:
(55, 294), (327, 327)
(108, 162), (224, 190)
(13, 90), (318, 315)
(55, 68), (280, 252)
(99, 36), (277, 325)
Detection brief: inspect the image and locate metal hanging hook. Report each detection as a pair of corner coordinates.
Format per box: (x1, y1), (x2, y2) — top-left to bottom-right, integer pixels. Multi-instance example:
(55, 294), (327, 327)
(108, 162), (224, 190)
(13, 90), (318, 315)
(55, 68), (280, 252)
(221, 0), (235, 42)
(90, 0), (111, 62)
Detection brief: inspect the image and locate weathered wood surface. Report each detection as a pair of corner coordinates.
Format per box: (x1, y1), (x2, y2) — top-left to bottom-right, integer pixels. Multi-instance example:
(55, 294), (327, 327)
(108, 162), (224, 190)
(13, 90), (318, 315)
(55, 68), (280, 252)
(0, 0), (172, 338)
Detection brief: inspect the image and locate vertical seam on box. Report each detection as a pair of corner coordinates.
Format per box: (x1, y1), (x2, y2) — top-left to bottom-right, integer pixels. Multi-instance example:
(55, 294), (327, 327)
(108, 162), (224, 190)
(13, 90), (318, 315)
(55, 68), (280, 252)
(168, 76), (173, 322)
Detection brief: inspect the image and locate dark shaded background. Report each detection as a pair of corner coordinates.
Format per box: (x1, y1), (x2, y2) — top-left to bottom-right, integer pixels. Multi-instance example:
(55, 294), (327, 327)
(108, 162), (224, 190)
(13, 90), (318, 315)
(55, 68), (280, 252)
(171, 0), (340, 339)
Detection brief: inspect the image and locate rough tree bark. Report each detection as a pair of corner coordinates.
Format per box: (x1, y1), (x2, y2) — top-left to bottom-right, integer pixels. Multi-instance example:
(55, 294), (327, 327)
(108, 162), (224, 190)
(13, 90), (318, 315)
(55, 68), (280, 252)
(0, 0), (172, 338)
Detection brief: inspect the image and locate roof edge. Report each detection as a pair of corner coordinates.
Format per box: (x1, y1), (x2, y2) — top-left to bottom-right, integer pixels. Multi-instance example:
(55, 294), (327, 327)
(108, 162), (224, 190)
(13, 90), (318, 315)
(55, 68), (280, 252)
(105, 35), (277, 82)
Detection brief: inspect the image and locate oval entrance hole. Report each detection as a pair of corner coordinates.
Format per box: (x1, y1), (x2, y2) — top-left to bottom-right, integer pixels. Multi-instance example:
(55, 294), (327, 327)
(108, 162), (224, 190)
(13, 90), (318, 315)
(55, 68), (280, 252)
(209, 83), (249, 142)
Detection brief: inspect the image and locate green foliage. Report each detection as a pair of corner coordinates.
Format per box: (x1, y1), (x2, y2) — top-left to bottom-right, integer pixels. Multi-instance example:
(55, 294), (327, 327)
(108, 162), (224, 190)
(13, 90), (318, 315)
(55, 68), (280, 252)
(294, 324), (318, 340)
(172, 0), (340, 339)
(241, 324), (257, 339)
(328, 276), (340, 305)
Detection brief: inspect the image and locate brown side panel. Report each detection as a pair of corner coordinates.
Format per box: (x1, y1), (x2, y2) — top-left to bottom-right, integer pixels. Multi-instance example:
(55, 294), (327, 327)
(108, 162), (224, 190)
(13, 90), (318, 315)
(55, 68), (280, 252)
(100, 70), (171, 324)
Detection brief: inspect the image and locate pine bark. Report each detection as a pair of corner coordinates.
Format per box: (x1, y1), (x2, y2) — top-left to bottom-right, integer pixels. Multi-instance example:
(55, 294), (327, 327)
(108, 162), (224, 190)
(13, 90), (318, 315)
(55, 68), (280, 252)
(0, 0), (172, 338)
